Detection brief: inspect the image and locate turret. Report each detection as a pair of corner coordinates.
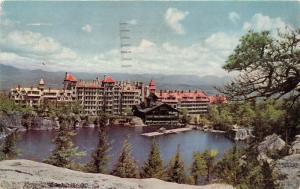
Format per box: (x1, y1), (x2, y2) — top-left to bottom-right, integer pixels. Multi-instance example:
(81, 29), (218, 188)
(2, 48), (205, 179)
(149, 79), (156, 94)
(38, 78), (45, 91)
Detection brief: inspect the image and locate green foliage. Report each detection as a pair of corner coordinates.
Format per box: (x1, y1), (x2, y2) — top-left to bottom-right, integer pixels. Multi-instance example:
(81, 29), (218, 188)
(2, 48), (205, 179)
(222, 29), (300, 101)
(216, 147), (280, 189)
(142, 140), (165, 179)
(0, 94), (33, 115)
(167, 146), (186, 184)
(190, 152), (206, 185)
(44, 119), (85, 168)
(180, 108), (191, 124)
(111, 138), (139, 178)
(216, 146), (244, 185)
(253, 100), (286, 141)
(202, 149), (218, 182)
(86, 128), (111, 173)
(208, 105), (233, 131)
(0, 131), (19, 160)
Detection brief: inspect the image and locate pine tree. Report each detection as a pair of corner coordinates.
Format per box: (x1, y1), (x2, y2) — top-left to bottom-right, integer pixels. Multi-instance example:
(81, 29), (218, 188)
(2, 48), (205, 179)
(86, 127), (111, 173)
(142, 140), (164, 179)
(0, 131), (19, 160)
(202, 149), (218, 182)
(111, 138), (139, 178)
(190, 152), (206, 185)
(167, 145), (186, 184)
(216, 146), (242, 186)
(44, 119), (84, 168)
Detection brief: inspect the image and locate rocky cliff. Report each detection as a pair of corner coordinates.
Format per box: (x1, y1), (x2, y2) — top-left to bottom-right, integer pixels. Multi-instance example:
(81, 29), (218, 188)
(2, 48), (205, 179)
(0, 160), (233, 189)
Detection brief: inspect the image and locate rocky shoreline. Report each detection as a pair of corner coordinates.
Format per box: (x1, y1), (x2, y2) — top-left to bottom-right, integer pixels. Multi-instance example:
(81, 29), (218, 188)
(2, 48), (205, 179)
(0, 159), (233, 189)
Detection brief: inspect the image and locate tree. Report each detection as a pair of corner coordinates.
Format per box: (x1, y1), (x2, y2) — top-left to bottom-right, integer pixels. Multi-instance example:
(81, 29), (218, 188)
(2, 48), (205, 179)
(44, 119), (84, 168)
(0, 131), (19, 160)
(111, 138), (139, 178)
(142, 140), (164, 179)
(86, 127), (111, 173)
(222, 29), (300, 102)
(180, 108), (191, 124)
(190, 152), (206, 185)
(253, 100), (286, 141)
(202, 149), (218, 182)
(167, 145), (186, 184)
(216, 146), (243, 186)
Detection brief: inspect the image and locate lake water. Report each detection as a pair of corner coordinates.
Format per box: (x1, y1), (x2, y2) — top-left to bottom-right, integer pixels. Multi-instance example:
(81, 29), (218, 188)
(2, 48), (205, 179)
(17, 126), (236, 170)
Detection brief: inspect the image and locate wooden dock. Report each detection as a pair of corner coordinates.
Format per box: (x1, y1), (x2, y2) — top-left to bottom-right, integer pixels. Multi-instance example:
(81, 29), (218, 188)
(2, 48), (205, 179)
(141, 127), (192, 137)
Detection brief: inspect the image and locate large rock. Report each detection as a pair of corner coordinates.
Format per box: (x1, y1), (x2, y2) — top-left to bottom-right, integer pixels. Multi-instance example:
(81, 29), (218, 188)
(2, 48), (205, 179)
(276, 154), (300, 189)
(289, 135), (300, 155)
(0, 160), (233, 189)
(257, 134), (288, 163)
(227, 128), (253, 141)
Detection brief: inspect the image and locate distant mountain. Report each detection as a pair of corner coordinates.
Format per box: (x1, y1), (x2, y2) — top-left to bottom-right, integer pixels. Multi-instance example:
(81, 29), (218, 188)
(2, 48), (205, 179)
(0, 64), (230, 95)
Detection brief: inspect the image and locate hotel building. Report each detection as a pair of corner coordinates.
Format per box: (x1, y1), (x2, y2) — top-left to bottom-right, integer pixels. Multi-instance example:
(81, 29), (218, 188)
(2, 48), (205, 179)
(9, 73), (226, 116)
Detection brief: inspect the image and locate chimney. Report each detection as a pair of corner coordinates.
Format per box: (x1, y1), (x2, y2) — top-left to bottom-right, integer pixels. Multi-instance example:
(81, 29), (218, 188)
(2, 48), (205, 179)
(189, 89), (191, 93)
(18, 85), (20, 90)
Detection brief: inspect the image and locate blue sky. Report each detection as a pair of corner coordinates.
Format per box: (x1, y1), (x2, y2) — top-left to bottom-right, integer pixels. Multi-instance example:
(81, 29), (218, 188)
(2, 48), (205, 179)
(0, 1), (299, 76)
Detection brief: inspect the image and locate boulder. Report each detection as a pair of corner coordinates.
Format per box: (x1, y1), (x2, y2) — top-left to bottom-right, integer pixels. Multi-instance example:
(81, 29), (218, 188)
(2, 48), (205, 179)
(276, 154), (300, 189)
(289, 135), (300, 155)
(227, 128), (253, 141)
(257, 134), (288, 164)
(0, 159), (233, 189)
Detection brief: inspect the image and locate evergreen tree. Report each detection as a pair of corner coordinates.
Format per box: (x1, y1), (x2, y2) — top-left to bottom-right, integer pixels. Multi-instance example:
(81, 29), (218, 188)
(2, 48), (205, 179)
(111, 138), (139, 178)
(203, 149), (218, 182)
(86, 127), (111, 173)
(190, 152), (206, 185)
(167, 145), (186, 184)
(216, 146), (243, 185)
(44, 119), (84, 168)
(142, 140), (164, 179)
(0, 131), (19, 160)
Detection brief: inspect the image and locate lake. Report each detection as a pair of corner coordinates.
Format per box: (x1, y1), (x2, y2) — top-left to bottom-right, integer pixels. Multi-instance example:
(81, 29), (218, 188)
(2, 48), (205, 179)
(17, 126), (236, 170)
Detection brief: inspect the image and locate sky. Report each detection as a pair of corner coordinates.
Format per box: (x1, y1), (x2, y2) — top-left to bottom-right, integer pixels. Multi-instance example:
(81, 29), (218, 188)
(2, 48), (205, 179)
(0, 1), (299, 76)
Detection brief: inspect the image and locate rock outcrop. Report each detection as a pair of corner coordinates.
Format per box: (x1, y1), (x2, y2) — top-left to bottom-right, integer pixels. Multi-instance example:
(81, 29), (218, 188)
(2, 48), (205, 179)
(289, 135), (300, 155)
(257, 134), (288, 163)
(0, 160), (233, 189)
(276, 154), (300, 189)
(227, 128), (253, 141)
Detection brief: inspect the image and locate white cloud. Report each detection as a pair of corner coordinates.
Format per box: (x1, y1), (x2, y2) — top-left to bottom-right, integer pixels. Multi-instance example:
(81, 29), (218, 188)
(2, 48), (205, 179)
(243, 13), (292, 33)
(88, 32), (239, 76)
(0, 30), (77, 63)
(0, 30), (239, 76)
(128, 19), (137, 25)
(81, 24), (92, 33)
(27, 23), (52, 26)
(164, 8), (189, 35)
(229, 12), (240, 24)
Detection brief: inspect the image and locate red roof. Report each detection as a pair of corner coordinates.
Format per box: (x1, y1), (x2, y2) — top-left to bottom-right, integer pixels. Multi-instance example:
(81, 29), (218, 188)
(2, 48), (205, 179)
(102, 76), (115, 83)
(64, 73), (77, 82)
(209, 96), (227, 104)
(149, 79), (156, 90)
(156, 91), (209, 102)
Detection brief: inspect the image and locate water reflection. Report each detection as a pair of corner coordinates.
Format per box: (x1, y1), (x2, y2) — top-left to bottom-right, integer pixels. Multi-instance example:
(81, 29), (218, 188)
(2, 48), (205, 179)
(17, 126), (236, 169)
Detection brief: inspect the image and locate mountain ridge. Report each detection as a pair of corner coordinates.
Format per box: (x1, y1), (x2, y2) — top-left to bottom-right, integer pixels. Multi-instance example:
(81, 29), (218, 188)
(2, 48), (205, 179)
(0, 64), (230, 95)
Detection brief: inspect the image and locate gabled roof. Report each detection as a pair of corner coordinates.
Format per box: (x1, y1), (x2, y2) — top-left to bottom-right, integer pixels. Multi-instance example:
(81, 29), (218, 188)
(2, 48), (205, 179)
(136, 102), (179, 114)
(102, 76), (115, 83)
(64, 73), (77, 82)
